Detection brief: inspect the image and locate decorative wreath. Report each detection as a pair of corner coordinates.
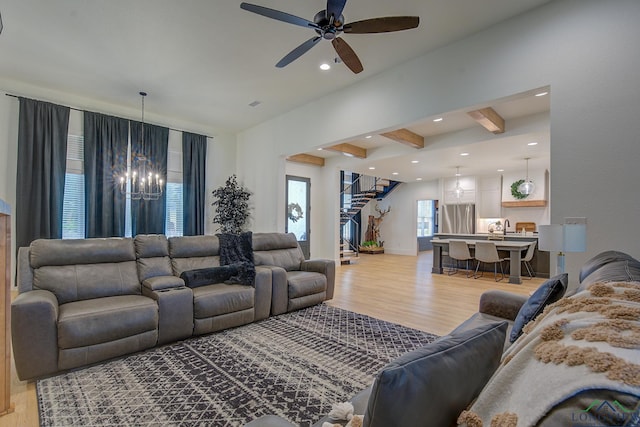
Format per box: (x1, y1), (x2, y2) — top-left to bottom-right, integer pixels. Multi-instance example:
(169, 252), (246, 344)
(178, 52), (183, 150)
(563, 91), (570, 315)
(287, 202), (304, 223)
(510, 179), (529, 200)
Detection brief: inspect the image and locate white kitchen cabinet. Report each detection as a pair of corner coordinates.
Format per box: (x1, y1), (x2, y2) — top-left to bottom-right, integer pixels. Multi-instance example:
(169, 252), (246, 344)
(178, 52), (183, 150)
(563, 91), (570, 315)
(477, 175), (502, 218)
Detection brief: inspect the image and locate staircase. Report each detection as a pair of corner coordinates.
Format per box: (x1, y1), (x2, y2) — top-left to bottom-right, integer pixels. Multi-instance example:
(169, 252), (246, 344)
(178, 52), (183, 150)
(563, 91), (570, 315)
(339, 174), (400, 264)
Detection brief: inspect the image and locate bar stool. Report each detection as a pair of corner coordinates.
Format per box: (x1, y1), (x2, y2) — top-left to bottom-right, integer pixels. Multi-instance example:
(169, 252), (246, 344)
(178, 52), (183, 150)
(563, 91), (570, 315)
(448, 240), (475, 278)
(474, 241), (506, 281)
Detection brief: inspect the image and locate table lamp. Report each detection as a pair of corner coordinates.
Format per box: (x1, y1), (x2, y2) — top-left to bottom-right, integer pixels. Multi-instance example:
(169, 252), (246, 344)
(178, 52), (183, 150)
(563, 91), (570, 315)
(538, 223), (587, 274)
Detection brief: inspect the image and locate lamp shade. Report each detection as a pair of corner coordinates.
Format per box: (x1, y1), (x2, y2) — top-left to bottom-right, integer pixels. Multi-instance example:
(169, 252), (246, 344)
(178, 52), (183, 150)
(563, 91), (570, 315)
(563, 223), (587, 253)
(538, 224), (587, 253)
(538, 224), (563, 252)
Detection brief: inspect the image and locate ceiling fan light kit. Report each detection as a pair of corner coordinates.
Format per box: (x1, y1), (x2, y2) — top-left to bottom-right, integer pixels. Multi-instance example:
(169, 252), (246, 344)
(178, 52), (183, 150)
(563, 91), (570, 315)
(240, 0), (419, 74)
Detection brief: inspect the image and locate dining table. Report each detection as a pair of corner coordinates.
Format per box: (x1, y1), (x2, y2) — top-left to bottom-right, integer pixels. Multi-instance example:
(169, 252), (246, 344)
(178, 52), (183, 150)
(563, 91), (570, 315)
(430, 238), (532, 284)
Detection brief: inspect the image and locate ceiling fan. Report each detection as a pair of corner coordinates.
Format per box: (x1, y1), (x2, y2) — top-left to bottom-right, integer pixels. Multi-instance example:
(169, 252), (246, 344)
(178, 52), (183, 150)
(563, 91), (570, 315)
(240, 0), (419, 74)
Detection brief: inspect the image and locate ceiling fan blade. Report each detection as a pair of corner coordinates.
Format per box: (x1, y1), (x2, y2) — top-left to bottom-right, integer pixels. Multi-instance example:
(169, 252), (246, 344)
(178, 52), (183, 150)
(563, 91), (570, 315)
(276, 37), (322, 68)
(343, 16), (420, 34)
(240, 2), (319, 30)
(326, 0), (347, 25)
(332, 38), (363, 74)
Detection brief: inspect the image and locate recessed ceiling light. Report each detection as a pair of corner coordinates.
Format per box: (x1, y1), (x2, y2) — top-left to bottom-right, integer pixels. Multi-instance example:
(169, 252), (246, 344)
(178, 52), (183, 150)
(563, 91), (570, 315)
(528, 142), (538, 146)
(411, 160), (419, 164)
(248, 100), (261, 107)
(365, 135), (372, 139)
(369, 166), (376, 170)
(320, 63), (331, 71)
(460, 152), (470, 156)
(343, 152), (354, 157)
(416, 178), (423, 181)
(392, 172), (399, 175)
(433, 117), (443, 122)
(535, 91), (548, 97)
(317, 148), (323, 151)
(497, 169), (504, 172)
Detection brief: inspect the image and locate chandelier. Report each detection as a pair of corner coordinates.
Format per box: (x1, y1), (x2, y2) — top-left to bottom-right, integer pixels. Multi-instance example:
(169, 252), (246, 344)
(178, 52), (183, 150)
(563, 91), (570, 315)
(119, 92), (164, 200)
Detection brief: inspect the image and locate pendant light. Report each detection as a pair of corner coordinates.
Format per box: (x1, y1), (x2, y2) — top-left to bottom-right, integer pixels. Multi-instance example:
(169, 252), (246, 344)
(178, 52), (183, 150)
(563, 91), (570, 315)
(518, 157), (535, 196)
(454, 166), (464, 200)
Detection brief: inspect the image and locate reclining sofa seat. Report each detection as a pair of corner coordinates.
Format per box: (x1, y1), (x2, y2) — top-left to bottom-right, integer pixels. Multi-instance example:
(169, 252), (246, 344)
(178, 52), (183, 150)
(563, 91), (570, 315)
(252, 232), (335, 315)
(168, 235), (272, 335)
(12, 238), (158, 380)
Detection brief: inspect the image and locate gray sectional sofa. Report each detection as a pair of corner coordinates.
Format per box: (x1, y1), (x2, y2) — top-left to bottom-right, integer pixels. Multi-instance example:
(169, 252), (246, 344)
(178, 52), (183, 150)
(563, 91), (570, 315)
(11, 232), (335, 381)
(248, 250), (640, 427)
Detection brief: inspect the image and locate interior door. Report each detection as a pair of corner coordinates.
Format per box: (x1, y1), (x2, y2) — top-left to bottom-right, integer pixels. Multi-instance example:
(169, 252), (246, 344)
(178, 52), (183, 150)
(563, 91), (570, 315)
(286, 175), (310, 259)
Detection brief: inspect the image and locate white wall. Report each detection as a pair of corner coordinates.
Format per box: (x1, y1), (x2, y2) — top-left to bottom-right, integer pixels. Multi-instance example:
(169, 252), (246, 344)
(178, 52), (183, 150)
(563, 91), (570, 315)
(360, 180), (440, 256)
(237, 0), (640, 286)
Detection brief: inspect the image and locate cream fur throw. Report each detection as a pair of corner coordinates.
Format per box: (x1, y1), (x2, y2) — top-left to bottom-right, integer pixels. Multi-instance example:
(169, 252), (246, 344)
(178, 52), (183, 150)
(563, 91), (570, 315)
(458, 282), (640, 427)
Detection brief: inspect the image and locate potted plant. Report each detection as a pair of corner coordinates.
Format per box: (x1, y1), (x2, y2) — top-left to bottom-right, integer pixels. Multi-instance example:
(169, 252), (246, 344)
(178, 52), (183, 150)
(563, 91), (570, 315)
(211, 175), (252, 234)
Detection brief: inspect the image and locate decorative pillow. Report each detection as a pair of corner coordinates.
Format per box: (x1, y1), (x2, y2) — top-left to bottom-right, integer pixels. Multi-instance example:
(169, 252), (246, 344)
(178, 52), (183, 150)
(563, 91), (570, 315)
(180, 265), (241, 288)
(578, 250), (638, 283)
(364, 321), (508, 427)
(509, 273), (568, 343)
(218, 231), (254, 266)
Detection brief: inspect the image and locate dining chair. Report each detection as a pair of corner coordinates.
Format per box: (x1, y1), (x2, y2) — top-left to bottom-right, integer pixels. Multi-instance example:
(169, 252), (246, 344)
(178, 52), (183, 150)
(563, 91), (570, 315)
(505, 241), (537, 280)
(473, 241), (506, 281)
(447, 240), (475, 277)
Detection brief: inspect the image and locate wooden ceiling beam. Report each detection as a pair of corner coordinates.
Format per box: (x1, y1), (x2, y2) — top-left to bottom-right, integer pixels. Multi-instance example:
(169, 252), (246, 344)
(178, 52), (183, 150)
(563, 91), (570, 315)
(324, 143), (367, 159)
(380, 128), (424, 149)
(286, 153), (325, 167)
(467, 107), (505, 134)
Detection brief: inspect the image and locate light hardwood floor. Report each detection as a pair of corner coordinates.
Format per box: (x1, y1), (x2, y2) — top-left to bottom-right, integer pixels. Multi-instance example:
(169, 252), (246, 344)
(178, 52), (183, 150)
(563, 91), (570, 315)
(0, 251), (543, 426)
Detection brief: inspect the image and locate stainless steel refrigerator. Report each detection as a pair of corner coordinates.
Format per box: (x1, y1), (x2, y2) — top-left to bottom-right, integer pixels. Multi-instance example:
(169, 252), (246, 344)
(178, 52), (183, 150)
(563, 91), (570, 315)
(441, 204), (475, 234)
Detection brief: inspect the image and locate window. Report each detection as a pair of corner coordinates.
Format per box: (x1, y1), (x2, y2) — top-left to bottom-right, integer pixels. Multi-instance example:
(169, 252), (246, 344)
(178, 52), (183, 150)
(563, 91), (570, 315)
(417, 199), (435, 237)
(165, 182), (183, 237)
(62, 134), (85, 239)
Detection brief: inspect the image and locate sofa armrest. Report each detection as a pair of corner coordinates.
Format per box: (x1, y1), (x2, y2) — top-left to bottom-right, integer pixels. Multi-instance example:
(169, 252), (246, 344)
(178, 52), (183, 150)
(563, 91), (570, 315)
(17, 246), (34, 293)
(142, 275), (185, 291)
(254, 266), (273, 321)
(479, 290), (528, 321)
(300, 259), (336, 300)
(11, 290), (60, 380)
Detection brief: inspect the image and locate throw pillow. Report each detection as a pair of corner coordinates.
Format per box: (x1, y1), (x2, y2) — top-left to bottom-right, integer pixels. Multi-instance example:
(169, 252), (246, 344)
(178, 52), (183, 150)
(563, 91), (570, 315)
(509, 273), (568, 343)
(180, 265), (241, 288)
(364, 321), (508, 427)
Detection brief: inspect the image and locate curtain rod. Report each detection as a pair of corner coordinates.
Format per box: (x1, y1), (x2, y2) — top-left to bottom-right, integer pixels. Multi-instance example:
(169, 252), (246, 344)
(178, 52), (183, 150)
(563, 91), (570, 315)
(5, 93), (214, 139)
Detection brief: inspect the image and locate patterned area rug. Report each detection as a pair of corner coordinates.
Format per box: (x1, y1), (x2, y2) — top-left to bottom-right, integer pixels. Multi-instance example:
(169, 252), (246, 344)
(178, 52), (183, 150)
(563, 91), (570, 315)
(37, 304), (438, 426)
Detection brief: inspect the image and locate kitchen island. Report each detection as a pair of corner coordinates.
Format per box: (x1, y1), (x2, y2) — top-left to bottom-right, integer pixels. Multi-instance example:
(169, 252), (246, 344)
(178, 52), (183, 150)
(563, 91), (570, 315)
(431, 233), (549, 284)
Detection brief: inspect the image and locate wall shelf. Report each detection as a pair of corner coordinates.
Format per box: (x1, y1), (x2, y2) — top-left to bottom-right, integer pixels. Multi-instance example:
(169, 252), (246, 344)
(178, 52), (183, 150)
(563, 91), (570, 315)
(501, 200), (547, 208)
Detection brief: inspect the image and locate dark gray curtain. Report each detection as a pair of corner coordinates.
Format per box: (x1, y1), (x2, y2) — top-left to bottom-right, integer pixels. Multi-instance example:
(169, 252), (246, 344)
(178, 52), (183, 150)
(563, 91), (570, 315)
(15, 98), (70, 250)
(84, 112), (129, 238)
(182, 132), (207, 236)
(130, 121), (168, 235)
